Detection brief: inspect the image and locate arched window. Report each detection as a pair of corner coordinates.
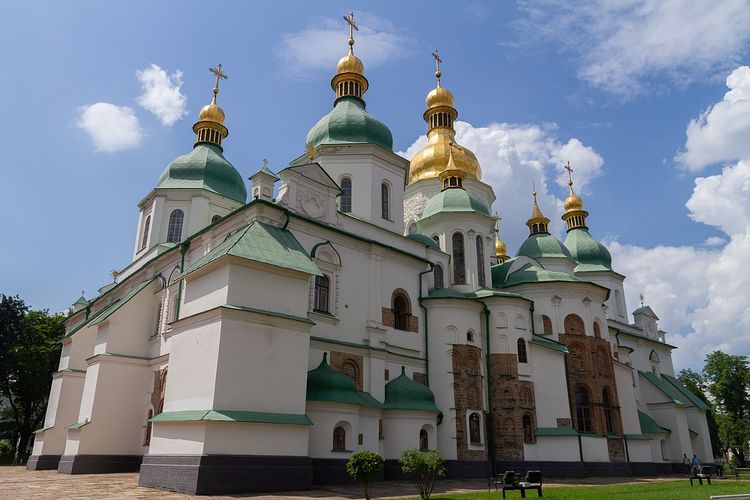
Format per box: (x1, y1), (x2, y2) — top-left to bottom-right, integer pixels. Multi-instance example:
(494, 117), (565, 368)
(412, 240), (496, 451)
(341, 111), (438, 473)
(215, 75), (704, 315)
(593, 322), (602, 339)
(523, 414), (534, 443)
(381, 183), (390, 220)
(466, 330), (474, 343)
(211, 214), (221, 224)
(476, 235), (485, 287)
(393, 293), (410, 331)
(420, 429), (429, 451)
(452, 233), (466, 284)
(603, 387), (615, 434)
(166, 209), (184, 243)
(340, 178), (352, 213)
(313, 274), (330, 313)
(143, 409), (153, 446)
(469, 412), (481, 444)
(574, 385), (593, 432)
(140, 215), (151, 251)
(333, 426), (346, 451)
(517, 338), (528, 363)
(542, 315), (553, 335)
(433, 264), (444, 290)
(432, 235), (440, 247)
(564, 314), (585, 335)
(341, 359), (361, 389)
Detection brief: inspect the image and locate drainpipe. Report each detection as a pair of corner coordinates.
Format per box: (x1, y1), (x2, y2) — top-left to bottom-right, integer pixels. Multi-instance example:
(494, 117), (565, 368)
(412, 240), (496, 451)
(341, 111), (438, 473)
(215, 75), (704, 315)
(624, 435), (630, 463)
(175, 242), (189, 321)
(282, 211), (291, 230)
(529, 303), (536, 335)
(483, 302), (497, 478)
(418, 263), (434, 386)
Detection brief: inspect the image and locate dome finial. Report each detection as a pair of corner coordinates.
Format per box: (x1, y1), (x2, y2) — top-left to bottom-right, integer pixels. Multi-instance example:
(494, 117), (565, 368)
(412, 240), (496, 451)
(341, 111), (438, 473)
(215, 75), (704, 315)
(494, 212), (509, 263)
(194, 64), (229, 148)
(561, 161), (588, 231)
(343, 11), (358, 54)
(527, 183), (550, 235)
(432, 49), (443, 88)
(332, 12), (368, 101)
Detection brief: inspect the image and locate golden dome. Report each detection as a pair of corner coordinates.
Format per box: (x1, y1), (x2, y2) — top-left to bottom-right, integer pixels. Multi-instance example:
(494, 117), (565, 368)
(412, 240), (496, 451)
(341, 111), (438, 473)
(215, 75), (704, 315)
(198, 100), (225, 125)
(426, 86), (454, 108)
(408, 133), (481, 184)
(337, 52), (364, 75)
(495, 234), (507, 256)
(564, 191), (584, 211)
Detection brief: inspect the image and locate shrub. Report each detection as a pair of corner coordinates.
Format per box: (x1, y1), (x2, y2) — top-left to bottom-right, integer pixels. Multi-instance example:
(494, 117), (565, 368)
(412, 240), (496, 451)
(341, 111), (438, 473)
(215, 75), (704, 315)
(346, 450), (384, 500)
(399, 448), (447, 500)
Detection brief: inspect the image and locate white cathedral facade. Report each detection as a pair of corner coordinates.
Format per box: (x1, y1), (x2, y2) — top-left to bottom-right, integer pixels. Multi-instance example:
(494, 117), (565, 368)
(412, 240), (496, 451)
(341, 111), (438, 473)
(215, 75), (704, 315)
(28, 26), (712, 495)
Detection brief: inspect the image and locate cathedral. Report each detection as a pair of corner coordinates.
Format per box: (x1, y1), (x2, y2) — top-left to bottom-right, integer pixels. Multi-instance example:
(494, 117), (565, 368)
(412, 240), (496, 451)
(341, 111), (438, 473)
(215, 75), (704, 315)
(28, 14), (712, 495)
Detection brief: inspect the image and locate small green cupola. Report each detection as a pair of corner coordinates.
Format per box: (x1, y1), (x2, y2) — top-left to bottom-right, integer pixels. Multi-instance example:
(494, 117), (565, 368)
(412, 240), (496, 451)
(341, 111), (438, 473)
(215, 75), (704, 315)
(516, 190), (572, 260)
(156, 64), (247, 204)
(383, 367), (440, 412)
(306, 354), (381, 408)
(305, 12), (393, 152)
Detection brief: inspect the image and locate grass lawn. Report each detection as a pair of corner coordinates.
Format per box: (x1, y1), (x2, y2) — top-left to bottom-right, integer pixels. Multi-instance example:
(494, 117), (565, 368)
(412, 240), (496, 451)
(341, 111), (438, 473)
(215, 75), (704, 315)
(419, 479), (750, 499)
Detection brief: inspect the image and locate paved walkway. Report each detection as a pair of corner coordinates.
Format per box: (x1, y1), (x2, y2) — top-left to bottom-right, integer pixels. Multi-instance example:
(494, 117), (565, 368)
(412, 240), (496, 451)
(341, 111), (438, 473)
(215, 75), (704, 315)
(0, 466), (687, 499)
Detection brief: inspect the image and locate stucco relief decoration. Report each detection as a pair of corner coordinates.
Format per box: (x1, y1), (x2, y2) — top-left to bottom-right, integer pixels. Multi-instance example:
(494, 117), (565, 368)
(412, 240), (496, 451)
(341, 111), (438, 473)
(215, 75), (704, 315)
(403, 191), (428, 226)
(569, 343), (588, 373)
(299, 188), (325, 218)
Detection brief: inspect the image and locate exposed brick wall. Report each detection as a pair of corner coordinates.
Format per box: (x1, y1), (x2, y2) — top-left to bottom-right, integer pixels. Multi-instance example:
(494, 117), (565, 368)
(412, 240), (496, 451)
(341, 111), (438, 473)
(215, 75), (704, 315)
(488, 354), (535, 461)
(451, 345), (487, 461)
(607, 437), (626, 462)
(151, 368), (167, 415)
(558, 334), (624, 437)
(329, 351), (363, 391)
(413, 372), (426, 385)
(381, 308), (419, 333)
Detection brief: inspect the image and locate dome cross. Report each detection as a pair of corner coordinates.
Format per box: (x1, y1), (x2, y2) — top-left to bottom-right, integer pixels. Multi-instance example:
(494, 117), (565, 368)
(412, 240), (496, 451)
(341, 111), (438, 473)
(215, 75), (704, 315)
(209, 64), (228, 98)
(564, 161), (574, 189)
(432, 49), (443, 86)
(343, 11), (359, 52)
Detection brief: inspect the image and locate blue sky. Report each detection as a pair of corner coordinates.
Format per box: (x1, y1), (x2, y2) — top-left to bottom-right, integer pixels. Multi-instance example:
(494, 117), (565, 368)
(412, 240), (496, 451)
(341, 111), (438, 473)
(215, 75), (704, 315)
(2, 1), (750, 370)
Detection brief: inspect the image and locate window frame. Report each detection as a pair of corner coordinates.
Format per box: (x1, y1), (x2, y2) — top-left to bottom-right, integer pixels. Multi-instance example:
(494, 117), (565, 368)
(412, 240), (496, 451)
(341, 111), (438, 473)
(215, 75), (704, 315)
(140, 214), (151, 251)
(574, 384), (593, 432)
(468, 412), (482, 445)
(340, 177), (352, 213)
(381, 182), (390, 220)
(433, 264), (444, 290)
(166, 209), (184, 243)
(517, 338), (528, 363)
(476, 234), (486, 287)
(313, 274), (331, 313)
(452, 232), (466, 284)
(333, 426), (346, 451)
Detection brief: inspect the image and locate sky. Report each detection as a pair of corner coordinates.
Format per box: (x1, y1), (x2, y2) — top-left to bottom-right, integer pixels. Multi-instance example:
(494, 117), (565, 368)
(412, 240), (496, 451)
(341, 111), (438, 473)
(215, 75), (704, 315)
(1, 0), (750, 371)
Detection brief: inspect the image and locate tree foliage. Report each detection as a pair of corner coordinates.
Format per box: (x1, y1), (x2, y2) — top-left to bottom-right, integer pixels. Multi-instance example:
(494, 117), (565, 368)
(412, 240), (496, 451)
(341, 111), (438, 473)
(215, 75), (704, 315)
(345, 450), (384, 500)
(699, 352), (750, 466)
(0, 295), (65, 463)
(678, 368), (722, 456)
(399, 448), (446, 500)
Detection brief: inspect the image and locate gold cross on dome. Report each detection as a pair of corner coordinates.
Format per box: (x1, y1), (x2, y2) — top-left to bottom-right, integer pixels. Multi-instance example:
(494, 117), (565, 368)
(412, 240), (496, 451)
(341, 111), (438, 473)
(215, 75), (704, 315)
(564, 161), (574, 186)
(209, 64), (228, 95)
(343, 11), (359, 40)
(432, 49), (443, 85)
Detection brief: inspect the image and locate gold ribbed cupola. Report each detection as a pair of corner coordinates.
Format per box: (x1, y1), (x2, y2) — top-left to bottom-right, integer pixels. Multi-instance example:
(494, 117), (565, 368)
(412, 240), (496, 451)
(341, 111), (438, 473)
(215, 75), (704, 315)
(193, 64), (229, 147)
(438, 143), (466, 190)
(332, 12), (369, 101)
(407, 50), (482, 185)
(527, 188), (550, 235)
(494, 213), (510, 263)
(561, 161), (589, 231)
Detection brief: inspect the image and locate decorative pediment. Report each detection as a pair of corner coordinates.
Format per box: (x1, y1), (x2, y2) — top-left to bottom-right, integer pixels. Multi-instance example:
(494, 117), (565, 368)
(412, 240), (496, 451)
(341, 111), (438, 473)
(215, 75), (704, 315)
(276, 162), (342, 225)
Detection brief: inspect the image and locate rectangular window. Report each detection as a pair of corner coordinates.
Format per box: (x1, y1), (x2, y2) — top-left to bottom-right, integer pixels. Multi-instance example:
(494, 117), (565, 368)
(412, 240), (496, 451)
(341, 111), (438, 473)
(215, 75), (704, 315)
(313, 275), (330, 313)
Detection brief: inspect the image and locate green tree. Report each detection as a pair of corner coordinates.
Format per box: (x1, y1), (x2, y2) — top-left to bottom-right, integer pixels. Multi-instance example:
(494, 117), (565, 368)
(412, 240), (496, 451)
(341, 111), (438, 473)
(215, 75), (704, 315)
(399, 448), (446, 500)
(702, 351), (750, 466)
(678, 368), (722, 456)
(0, 296), (65, 463)
(345, 450), (384, 500)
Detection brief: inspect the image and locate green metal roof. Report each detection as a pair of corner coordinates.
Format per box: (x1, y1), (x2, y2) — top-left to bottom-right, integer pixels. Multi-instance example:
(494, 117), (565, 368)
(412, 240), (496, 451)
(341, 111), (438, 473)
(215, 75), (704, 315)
(150, 410), (312, 425)
(517, 233), (574, 260)
(531, 334), (569, 353)
(183, 222), (321, 277)
(490, 259), (514, 286)
(662, 374), (711, 411)
(633, 305), (659, 319)
(306, 96), (393, 151)
(640, 371), (690, 406)
(564, 227), (613, 271)
(81, 277), (160, 330)
(502, 263), (580, 287)
(536, 426), (579, 436)
(66, 421), (91, 430)
(383, 367), (440, 412)
(253, 165), (279, 180)
(638, 410), (670, 434)
(419, 188), (490, 221)
(624, 433), (655, 440)
(425, 288), (524, 300)
(306, 354), (381, 408)
(157, 143), (247, 203)
(689, 428), (699, 437)
(407, 233), (440, 250)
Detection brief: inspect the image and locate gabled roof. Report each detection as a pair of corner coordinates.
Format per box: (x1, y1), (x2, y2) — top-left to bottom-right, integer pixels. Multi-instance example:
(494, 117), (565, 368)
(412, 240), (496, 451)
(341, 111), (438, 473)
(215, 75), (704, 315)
(639, 371), (690, 406)
(182, 222), (322, 277)
(278, 161), (341, 194)
(531, 334), (568, 353)
(638, 410), (670, 434)
(633, 305), (659, 320)
(662, 374), (711, 411)
(251, 165), (279, 180)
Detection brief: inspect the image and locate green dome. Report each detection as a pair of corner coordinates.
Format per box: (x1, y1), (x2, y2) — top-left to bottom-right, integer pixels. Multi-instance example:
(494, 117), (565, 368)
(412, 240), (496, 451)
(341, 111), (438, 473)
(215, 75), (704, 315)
(306, 355), (381, 408)
(420, 189), (490, 221)
(407, 233), (440, 250)
(157, 143), (247, 203)
(306, 96), (393, 151)
(517, 233), (573, 260)
(383, 367), (440, 412)
(502, 263), (581, 287)
(564, 228), (613, 271)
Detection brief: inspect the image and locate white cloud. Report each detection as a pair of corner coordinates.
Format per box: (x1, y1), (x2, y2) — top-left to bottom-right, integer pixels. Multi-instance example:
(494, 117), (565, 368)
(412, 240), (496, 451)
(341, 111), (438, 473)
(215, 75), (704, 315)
(676, 66), (750, 171)
(704, 236), (726, 247)
(76, 103), (142, 153)
(399, 121), (604, 249)
(136, 64), (187, 126)
(515, 0), (750, 97)
(277, 13), (414, 79)
(608, 160), (750, 369)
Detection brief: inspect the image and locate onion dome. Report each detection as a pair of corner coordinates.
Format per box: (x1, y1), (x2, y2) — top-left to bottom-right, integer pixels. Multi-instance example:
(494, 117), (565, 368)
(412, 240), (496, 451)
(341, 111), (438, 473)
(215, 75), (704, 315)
(494, 215), (510, 263)
(408, 50), (481, 185)
(306, 12), (393, 152)
(157, 65), (246, 203)
(527, 190), (551, 235)
(503, 263), (582, 287)
(383, 367), (440, 412)
(561, 162), (589, 231)
(517, 189), (572, 260)
(564, 228), (613, 271)
(306, 354), (381, 408)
